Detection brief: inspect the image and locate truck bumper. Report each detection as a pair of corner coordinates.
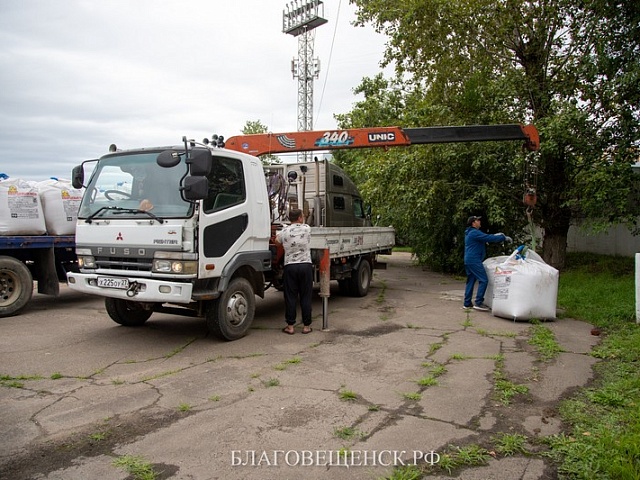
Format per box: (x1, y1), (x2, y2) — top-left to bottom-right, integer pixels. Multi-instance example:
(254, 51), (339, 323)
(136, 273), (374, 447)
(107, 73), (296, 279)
(67, 273), (193, 304)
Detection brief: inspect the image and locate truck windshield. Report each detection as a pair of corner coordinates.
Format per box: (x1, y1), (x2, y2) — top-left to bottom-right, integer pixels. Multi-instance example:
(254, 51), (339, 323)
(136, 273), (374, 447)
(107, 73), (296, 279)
(77, 152), (193, 219)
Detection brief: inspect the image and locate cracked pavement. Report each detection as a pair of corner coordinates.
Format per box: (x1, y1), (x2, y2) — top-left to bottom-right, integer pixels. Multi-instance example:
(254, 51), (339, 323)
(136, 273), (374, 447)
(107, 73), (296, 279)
(0, 252), (600, 479)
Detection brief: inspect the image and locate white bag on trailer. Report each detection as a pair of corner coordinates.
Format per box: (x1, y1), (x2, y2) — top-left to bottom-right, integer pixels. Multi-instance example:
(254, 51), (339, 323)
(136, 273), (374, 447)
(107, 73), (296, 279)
(37, 178), (83, 235)
(484, 247), (559, 321)
(0, 177), (47, 235)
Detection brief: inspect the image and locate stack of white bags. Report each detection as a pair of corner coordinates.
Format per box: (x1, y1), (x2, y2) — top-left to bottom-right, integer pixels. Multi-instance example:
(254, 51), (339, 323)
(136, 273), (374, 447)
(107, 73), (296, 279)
(0, 175), (83, 236)
(484, 246), (559, 321)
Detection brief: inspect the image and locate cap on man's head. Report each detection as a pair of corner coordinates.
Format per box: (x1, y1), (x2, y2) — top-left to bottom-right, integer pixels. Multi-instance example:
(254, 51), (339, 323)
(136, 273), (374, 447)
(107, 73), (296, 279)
(467, 216), (481, 226)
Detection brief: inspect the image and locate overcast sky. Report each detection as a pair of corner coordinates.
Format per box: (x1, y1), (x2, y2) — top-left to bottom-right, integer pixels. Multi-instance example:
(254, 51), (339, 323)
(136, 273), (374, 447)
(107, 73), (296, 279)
(0, 0), (389, 181)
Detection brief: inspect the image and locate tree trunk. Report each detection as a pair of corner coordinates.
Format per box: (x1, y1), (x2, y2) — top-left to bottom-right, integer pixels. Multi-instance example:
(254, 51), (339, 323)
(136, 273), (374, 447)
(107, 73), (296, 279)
(542, 228), (568, 270)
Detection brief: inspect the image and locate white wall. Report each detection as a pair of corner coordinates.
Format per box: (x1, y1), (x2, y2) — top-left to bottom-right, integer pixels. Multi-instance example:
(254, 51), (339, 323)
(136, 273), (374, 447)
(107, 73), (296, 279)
(567, 222), (640, 257)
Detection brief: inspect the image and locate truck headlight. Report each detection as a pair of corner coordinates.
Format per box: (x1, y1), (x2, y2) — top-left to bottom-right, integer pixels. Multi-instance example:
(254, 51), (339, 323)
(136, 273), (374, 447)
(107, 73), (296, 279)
(78, 256), (96, 269)
(152, 259), (197, 274)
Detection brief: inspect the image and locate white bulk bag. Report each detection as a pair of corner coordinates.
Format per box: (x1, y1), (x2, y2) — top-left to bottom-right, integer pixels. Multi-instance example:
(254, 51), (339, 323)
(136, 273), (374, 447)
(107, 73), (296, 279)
(0, 177), (47, 235)
(484, 248), (559, 321)
(37, 178), (84, 235)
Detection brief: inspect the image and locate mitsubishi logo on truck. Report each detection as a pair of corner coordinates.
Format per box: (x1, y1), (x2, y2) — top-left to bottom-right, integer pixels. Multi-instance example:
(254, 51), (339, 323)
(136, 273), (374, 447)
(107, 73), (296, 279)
(116, 232), (123, 241)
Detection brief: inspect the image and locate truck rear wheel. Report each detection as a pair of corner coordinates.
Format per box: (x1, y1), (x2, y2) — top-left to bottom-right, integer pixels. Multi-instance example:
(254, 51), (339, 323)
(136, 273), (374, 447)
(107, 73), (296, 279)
(105, 297), (153, 326)
(0, 256), (33, 317)
(349, 259), (372, 297)
(206, 277), (255, 341)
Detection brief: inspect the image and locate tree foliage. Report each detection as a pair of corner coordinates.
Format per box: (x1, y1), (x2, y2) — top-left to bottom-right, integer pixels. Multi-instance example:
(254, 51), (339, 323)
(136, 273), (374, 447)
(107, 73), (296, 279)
(338, 0), (640, 270)
(241, 120), (280, 164)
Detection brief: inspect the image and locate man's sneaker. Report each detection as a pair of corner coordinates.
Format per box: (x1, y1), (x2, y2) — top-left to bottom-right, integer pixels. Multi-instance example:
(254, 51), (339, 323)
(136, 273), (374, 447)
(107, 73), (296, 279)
(473, 304), (490, 312)
(462, 305), (472, 310)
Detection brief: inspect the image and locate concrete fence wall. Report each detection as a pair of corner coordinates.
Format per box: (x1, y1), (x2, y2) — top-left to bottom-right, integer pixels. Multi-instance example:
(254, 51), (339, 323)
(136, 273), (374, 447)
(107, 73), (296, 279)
(567, 223), (640, 257)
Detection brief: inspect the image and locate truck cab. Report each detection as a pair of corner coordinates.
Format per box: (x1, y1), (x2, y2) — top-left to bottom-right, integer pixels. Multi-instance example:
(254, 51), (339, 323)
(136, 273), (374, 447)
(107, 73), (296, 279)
(265, 159), (370, 228)
(68, 143), (272, 340)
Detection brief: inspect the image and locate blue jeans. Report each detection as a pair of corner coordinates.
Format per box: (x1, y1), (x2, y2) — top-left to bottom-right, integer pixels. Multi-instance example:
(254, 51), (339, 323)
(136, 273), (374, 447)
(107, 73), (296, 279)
(464, 262), (488, 307)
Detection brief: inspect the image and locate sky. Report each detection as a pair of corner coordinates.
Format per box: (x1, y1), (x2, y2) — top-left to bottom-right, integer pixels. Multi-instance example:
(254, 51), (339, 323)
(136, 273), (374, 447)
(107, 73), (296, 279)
(0, 0), (389, 181)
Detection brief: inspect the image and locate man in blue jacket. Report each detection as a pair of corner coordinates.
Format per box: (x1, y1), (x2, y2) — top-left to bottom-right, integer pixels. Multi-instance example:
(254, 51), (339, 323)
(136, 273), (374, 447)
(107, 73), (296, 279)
(464, 216), (511, 311)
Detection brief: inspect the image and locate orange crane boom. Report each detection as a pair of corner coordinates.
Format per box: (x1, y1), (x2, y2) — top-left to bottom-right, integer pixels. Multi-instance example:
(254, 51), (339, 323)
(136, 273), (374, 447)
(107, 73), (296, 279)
(224, 124), (539, 157)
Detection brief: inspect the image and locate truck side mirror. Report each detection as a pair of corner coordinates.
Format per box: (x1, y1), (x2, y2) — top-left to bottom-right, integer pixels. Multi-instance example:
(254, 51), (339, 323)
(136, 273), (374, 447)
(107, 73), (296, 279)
(71, 165), (84, 189)
(157, 150), (181, 168)
(365, 205), (372, 217)
(182, 176), (209, 201)
(188, 149), (212, 176)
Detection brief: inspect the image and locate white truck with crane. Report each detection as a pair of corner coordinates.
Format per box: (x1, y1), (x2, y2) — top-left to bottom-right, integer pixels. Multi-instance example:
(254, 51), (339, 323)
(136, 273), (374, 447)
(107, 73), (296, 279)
(67, 124), (539, 340)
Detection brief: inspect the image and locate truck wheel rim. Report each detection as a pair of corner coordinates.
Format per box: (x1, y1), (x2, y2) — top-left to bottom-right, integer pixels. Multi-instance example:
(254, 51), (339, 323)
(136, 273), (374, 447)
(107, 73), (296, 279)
(360, 268), (370, 289)
(0, 270), (20, 306)
(226, 292), (248, 326)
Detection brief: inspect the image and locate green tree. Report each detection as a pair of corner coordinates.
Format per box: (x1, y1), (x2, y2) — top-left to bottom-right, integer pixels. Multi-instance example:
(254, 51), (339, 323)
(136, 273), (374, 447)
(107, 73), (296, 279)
(339, 0), (639, 270)
(241, 120), (280, 164)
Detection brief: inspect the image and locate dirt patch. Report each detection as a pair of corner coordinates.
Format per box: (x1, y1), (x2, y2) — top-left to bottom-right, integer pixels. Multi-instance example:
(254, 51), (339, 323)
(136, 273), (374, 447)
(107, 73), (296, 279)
(0, 409), (186, 480)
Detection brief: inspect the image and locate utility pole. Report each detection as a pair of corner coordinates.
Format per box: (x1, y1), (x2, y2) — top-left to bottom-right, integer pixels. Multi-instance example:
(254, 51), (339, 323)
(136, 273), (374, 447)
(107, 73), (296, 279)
(283, 0), (327, 162)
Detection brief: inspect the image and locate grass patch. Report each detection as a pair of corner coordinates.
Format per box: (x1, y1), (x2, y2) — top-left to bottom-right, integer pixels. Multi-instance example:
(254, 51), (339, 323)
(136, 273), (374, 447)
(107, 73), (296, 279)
(376, 279), (387, 304)
(436, 444), (491, 475)
(264, 378), (280, 387)
(88, 431), (109, 442)
(339, 389), (358, 401)
(492, 432), (528, 456)
(528, 324), (563, 360)
(381, 465), (423, 479)
(494, 376), (529, 405)
(558, 253), (634, 329)
(333, 426), (363, 440)
(546, 252), (640, 479)
(112, 455), (159, 480)
(0, 373), (43, 388)
(417, 376), (438, 387)
(383, 443), (492, 478)
(140, 369), (181, 382)
(177, 403), (192, 412)
(402, 392), (422, 401)
(165, 346), (185, 359)
(450, 353), (470, 360)
(275, 356), (303, 370)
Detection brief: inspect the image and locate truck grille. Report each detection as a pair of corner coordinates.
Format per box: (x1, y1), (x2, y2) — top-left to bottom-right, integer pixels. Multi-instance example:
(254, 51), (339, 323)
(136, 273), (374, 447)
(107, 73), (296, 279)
(95, 257), (153, 272)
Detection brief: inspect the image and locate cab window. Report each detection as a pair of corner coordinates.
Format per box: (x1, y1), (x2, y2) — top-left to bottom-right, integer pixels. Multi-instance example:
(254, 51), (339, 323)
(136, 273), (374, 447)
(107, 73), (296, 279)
(203, 156), (246, 213)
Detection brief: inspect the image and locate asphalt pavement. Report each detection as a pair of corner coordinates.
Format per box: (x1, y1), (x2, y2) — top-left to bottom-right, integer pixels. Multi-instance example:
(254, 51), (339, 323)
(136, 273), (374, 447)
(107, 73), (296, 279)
(0, 252), (600, 479)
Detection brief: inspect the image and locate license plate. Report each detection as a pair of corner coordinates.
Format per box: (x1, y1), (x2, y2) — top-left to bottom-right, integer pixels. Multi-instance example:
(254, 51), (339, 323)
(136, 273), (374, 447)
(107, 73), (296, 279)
(97, 276), (129, 290)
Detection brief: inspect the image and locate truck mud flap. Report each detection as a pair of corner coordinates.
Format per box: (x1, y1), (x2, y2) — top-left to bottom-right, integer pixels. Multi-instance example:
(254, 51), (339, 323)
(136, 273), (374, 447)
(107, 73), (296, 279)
(373, 259), (387, 270)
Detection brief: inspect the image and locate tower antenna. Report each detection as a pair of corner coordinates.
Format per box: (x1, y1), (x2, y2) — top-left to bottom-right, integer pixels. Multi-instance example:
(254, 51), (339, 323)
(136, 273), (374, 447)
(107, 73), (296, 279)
(283, 0), (327, 162)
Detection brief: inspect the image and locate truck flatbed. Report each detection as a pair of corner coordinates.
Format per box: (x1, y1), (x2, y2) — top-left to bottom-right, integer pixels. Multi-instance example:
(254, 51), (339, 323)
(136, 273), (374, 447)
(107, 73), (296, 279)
(309, 226), (394, 258)
(0, 234), (77, 317)
(0, 235), (76, 249)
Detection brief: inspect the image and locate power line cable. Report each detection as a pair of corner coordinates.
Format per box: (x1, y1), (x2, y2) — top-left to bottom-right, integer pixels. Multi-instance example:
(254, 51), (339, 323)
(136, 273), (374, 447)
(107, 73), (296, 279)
(315, 0), (341, 126)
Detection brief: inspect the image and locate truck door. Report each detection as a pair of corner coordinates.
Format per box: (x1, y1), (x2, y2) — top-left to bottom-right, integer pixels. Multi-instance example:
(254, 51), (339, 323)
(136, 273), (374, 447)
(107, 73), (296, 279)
(199, 155), (249, 275)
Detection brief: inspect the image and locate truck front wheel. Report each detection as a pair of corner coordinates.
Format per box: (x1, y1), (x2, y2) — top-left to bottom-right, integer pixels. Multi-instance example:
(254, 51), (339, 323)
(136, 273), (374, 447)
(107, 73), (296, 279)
(105, 298), (153, 326)
(206, 277), (255, 341)
(349, 259), (372, 297)
(0, 256), (33, 317)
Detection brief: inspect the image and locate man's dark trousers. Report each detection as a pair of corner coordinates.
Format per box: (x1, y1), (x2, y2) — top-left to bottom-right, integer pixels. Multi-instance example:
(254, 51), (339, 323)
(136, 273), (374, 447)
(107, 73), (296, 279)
(283, 262), (313, 326)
